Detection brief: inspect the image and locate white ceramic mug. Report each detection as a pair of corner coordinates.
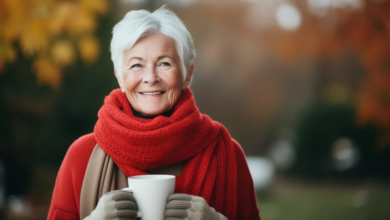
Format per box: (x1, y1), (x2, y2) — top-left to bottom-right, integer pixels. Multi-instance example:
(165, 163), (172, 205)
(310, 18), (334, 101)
(125, 174), (175, 220)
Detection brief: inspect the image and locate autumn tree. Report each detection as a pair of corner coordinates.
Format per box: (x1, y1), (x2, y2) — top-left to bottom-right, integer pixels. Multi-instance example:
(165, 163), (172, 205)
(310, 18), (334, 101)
(0, 0), (109, 87)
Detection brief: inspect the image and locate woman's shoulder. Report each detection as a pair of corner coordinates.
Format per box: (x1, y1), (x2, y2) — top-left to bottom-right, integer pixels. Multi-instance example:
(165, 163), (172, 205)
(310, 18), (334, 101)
(59, 133), (97, 196)
(66, 133), (97, 157)
(60, 133), (97, 174)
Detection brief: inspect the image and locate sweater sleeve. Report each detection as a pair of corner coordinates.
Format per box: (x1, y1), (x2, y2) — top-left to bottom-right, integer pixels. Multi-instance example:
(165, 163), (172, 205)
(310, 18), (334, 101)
(233, 140), (261, 220)
(47, 133), (96, 220)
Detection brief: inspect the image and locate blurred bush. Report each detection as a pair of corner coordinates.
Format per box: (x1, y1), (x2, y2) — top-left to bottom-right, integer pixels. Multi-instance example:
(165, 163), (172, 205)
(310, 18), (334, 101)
(290, 99), (390, 178)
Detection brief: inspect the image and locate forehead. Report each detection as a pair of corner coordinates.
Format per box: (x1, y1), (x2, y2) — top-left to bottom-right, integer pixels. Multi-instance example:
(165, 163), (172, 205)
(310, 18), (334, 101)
(126, 33), (177, 57)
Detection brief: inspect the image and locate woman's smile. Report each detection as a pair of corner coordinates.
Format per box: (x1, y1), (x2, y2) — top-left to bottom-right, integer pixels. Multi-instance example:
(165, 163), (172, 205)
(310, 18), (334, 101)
(138, 91), (166, 97)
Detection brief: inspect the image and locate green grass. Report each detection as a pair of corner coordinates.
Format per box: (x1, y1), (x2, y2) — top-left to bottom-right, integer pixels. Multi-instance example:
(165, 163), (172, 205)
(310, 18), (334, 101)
(257, 179), (390, 220)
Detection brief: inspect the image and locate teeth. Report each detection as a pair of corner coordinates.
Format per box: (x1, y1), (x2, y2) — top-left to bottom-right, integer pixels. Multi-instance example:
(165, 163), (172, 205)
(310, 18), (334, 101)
(141, 92), (163, 95)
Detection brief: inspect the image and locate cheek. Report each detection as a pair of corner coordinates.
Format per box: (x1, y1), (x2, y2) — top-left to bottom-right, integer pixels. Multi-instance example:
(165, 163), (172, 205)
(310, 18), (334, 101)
(164, 71), (183, 89)
(123, 72), (141, 91)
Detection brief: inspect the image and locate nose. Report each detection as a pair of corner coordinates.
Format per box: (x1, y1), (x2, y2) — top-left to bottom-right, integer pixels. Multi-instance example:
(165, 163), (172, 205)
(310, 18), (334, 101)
(142, 65), (160, 84)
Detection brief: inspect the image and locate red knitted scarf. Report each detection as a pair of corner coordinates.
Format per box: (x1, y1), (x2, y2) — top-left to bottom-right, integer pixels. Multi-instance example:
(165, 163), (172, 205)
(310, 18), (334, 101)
(94, 88), (238, 219)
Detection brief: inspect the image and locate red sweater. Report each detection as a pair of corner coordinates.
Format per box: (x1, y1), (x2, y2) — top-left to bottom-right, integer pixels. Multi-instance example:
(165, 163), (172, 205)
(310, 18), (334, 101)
(47, 133), (260, 219)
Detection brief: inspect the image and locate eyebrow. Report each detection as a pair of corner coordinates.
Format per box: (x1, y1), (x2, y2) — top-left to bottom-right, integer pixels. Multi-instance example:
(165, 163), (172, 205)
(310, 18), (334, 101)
(127, 57), (143, 62)
(127, 55), (173, 62)
(157, 55), (173, 60)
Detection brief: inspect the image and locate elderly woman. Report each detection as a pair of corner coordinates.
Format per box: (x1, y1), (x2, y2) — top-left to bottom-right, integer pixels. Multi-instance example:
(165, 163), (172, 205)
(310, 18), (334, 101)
(48, 6), (260, 220)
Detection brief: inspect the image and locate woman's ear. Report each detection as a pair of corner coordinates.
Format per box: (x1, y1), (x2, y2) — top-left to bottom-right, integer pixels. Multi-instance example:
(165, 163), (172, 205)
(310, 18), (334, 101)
(183, 64), (194, 89)
(114, 69), (125, 92)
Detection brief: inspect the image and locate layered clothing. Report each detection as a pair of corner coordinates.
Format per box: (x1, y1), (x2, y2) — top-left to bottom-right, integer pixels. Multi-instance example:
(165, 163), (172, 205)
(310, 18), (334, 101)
(48, 88), (260, 219)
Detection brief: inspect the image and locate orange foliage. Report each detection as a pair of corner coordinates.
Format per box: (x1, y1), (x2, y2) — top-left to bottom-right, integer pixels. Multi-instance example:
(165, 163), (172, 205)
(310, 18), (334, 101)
(0, 0), (109, 87)
(271, 0), (390, 147)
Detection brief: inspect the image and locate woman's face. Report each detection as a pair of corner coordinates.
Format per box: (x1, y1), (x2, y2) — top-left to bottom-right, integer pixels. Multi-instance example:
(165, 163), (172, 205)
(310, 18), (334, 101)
(118, 33), (192, 117)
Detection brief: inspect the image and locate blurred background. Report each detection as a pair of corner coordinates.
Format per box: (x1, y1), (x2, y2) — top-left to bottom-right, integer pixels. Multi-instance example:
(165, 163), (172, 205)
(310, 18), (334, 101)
(1, 0), (390, 219)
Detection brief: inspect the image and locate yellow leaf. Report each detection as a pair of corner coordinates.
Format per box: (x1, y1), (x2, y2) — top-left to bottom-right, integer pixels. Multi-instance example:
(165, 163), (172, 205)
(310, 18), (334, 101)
(2, 0), (25, 20)
(0, 0), (27, 42)
(32, 57), (62, 88)
(0, 42), (17, 63)
(20, 19), (50, 56)
(7, 45), (16, 62)
(67, 9), (96, 36)
(78, 35), (100, 64)
(51, 40), (76, 66)
(48, 2), (75, 35)
(79, 0), (109, 15)
(1, 20), (21, 42)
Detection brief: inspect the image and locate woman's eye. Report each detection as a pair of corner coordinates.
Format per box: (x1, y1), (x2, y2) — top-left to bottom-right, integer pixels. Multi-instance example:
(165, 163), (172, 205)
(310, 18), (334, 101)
(159, 62), (171, 67)
(130, 64), (142, 69)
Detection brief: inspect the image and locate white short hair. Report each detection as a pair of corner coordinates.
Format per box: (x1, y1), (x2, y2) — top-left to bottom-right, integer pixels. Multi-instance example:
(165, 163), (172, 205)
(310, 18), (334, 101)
(110, 6), (196, 88)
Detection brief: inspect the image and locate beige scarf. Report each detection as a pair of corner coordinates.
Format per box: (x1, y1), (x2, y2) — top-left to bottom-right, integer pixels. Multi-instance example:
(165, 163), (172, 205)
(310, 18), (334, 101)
(80, 144), (128, 219)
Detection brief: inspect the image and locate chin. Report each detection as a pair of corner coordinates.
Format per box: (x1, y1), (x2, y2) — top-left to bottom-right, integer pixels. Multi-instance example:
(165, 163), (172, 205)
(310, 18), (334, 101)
(139, 108), (166, 117)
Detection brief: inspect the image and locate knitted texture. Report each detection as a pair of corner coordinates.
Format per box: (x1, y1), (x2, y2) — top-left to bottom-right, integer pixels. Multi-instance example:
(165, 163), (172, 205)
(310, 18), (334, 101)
(94, 88), (238, 219)
(165, 193), (227, 220)
(84, 190), (137, 220)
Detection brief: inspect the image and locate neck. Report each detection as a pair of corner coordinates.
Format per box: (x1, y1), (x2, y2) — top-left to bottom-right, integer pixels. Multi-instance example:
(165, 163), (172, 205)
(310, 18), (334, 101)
(131, 106), (174, 119)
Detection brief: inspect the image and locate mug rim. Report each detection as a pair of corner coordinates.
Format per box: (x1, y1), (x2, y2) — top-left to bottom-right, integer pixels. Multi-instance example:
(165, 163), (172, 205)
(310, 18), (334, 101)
(129, 174), (175, 181)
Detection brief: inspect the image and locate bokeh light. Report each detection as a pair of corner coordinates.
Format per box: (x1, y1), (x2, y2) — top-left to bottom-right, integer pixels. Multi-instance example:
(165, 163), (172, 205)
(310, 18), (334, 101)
(276, 3), (301, 30)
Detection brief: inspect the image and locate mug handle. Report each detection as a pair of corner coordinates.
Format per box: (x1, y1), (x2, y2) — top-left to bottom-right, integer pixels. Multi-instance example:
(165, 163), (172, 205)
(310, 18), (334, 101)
(122, 188), (142, 218)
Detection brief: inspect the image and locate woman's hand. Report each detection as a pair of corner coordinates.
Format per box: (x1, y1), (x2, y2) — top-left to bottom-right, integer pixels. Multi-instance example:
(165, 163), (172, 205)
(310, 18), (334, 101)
(84, 190), (138, 220)
(165, 193), (227, 220)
